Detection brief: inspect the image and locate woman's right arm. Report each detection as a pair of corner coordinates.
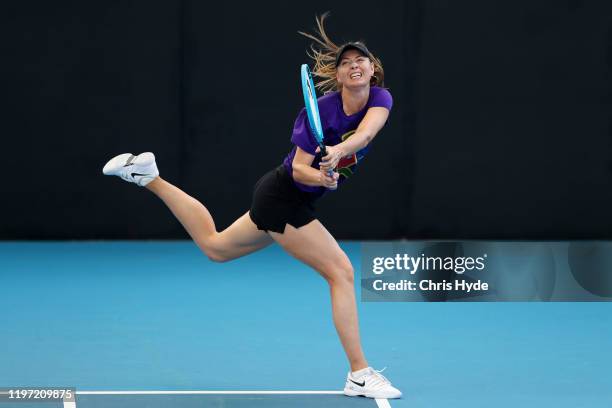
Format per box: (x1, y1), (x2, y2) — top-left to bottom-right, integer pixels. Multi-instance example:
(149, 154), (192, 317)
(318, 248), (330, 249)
(292, 146), (339, 189)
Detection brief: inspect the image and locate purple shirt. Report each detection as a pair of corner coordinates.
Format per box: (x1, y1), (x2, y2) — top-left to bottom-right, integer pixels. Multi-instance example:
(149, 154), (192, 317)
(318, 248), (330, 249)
(283, 86), (393, 195)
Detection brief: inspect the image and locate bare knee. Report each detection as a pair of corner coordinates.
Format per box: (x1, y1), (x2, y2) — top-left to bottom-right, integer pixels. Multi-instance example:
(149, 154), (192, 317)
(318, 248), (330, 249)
(320, 259), (355, 287)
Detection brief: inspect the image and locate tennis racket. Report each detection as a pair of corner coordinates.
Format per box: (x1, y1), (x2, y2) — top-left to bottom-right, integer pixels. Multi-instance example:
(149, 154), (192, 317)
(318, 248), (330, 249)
(300, 64), (335, 183)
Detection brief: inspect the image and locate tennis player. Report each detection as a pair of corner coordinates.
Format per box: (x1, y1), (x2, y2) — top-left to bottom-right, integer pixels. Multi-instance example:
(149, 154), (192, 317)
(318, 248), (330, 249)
(103, 14), (401, 399)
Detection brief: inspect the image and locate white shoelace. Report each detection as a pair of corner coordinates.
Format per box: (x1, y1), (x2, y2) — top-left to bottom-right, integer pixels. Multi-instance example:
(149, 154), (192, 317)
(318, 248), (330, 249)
(120, 170), (132, 182)
(357, 367), (391, 389)
(119, 158), (134, 181)
(120, 160), (146, 183)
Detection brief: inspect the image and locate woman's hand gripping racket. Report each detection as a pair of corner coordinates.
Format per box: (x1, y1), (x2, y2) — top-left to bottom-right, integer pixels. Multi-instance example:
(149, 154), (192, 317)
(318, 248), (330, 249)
(301, 64), (338, 190)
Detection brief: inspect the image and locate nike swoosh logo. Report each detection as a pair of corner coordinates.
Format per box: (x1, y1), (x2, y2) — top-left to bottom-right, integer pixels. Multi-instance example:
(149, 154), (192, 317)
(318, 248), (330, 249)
(131, 173), (149, 178)
(350, 379), (365, 387)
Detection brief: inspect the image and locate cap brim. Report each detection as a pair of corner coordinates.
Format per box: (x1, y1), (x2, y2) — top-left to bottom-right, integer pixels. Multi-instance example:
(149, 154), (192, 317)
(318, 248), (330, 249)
(335, 43), (371, 66)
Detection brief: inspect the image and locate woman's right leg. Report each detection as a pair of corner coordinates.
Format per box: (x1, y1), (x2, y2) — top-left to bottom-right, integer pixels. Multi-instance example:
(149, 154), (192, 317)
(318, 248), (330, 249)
(146, 177), (273, 262)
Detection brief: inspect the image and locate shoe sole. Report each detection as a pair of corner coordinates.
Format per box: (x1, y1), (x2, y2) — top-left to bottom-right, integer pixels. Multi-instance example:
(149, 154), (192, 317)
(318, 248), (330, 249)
(344, 388), (402, 399)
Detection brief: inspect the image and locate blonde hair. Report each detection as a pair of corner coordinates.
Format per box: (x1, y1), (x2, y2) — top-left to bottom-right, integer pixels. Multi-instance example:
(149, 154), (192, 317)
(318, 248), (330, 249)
(298, 12), (385, 93)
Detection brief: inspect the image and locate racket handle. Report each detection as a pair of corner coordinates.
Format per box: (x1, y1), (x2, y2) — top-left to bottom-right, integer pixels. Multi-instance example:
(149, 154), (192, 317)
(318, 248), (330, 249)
(318, 145), (334, 177)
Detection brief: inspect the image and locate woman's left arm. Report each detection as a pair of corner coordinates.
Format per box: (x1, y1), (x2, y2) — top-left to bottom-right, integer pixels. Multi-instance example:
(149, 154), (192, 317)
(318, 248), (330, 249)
(319, 107), (390, 171)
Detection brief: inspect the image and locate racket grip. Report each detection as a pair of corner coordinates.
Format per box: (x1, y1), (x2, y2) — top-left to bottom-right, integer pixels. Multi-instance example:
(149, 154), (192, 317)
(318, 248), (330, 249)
(318, 145), (335, 177)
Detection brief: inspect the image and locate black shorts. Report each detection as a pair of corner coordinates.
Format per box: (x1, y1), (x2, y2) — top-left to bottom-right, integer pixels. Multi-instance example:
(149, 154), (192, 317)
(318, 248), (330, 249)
(249, 165), (319, 233)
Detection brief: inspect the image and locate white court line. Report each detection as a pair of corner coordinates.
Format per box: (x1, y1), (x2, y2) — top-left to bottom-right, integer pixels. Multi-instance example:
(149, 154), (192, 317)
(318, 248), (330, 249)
(375, 398), (392, 408)
(77, 390), (344, 395)
(63, 390), (391, 407)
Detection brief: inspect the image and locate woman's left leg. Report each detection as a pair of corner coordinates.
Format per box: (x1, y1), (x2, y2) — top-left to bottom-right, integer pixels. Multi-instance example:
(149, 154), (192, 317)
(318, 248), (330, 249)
(268, 220), (367, 372)
(146, 177), (273, 262)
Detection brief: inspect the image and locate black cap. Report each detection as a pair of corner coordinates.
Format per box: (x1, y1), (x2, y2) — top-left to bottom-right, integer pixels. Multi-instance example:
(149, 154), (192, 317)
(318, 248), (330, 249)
(335, 42), (373, 67)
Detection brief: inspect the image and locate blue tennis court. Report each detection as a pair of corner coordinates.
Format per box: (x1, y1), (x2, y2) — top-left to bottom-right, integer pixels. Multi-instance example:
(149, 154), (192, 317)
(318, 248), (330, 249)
(1, 241), (611, 407)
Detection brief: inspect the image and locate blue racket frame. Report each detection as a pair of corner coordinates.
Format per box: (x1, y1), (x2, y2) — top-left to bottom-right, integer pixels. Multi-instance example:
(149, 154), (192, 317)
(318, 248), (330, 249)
(301, 64), (327, 155)
(300, 64), (333, 177)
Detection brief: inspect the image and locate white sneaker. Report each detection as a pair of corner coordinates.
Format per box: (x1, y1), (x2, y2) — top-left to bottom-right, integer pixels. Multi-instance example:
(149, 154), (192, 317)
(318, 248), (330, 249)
(343, 367), (402, 399)
(102, 152), (159, 187)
